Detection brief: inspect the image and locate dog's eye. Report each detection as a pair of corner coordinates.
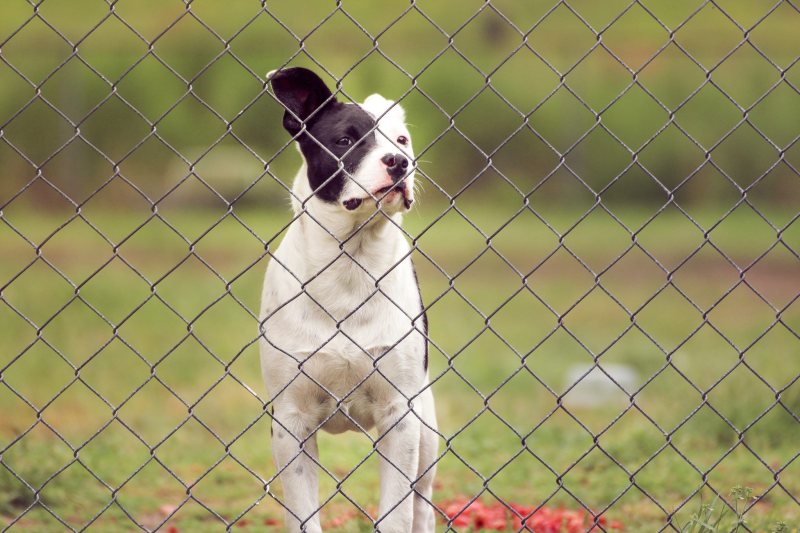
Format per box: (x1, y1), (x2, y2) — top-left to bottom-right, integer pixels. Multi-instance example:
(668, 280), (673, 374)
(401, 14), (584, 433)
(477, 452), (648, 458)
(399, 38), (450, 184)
(397, 135), (408, 146)
(336, 137), (353, 146)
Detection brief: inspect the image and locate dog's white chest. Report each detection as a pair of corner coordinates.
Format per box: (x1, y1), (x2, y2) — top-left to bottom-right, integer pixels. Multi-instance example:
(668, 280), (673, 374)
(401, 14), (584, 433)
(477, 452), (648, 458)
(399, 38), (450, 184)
(262, 220), (420, 340)
(259, 217), (427, 407)
(282, 348), (388, 434)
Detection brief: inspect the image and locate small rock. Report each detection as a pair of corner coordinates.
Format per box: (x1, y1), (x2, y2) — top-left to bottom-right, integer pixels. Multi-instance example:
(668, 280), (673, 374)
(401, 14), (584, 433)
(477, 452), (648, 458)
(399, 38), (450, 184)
(563, 363), (639, 408)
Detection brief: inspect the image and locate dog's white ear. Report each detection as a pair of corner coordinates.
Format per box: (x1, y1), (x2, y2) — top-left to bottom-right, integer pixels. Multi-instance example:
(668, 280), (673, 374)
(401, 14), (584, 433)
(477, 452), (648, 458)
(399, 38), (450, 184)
(362, 94), (405, 123)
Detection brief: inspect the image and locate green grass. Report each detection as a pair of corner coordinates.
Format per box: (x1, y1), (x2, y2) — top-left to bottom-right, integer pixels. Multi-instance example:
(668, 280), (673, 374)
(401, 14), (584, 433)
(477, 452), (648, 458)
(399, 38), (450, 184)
(0, 2), (798, 530)
(1, 200), (799, 532)
(679, 487), (793, 533)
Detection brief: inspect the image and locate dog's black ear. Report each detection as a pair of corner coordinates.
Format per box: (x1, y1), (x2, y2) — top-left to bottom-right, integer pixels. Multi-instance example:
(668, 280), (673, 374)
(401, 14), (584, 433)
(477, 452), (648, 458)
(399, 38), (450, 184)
(270, 68), (335, 136)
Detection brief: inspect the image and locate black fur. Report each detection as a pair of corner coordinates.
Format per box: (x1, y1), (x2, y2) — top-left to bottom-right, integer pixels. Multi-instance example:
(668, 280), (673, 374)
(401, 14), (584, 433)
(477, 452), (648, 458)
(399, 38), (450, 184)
(411, 263), (429, 372)
(269, 404), (274, 436)
(271, 68), (377, 203)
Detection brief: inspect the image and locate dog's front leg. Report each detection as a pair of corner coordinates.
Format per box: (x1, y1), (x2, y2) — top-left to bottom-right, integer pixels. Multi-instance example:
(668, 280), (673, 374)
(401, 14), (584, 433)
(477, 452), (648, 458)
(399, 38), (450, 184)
(376, 403), (421, 533)
(271, 411), (322, 533)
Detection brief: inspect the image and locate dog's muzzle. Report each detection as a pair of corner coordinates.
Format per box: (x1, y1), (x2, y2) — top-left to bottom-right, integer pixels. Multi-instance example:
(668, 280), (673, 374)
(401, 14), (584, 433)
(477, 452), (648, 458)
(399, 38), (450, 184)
(381, 153), (409, 183)
(342, 180), (413, 211)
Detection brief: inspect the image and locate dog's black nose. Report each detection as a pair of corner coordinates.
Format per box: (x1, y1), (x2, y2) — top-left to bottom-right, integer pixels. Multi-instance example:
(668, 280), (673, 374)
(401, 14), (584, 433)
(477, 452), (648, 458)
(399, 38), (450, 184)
(381, 153), (409, 182)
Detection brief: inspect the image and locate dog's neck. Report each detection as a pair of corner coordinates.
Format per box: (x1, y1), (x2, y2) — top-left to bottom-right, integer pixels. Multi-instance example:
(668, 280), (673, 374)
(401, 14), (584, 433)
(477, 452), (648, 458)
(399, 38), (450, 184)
(288, 164), (406, 276)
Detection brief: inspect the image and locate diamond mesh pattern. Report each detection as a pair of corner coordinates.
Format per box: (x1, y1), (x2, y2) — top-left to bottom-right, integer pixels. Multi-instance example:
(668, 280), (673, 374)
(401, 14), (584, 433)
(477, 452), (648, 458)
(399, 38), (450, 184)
(1, 1), (799, 532)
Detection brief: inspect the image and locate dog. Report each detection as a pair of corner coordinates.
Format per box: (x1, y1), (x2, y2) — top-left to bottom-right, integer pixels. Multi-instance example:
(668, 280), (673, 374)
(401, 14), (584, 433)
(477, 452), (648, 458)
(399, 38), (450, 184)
(258, 67), (438, 533)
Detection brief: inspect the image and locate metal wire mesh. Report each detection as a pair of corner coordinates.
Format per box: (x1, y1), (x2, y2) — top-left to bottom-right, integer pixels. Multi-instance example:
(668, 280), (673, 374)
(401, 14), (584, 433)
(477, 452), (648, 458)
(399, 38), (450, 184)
(1, 1), (799, 532)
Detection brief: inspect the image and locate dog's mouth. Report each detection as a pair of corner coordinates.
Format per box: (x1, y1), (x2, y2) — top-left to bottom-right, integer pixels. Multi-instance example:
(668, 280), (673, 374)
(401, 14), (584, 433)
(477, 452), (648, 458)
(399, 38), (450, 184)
(342, 182), (413, 211)
(342, 198), (364, 211)
(375, 182), (404, 197)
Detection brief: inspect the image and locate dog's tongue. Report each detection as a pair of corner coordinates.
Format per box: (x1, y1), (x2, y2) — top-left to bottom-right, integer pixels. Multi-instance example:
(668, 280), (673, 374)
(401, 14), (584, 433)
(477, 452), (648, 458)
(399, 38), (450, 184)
(343, 198), (363, 211)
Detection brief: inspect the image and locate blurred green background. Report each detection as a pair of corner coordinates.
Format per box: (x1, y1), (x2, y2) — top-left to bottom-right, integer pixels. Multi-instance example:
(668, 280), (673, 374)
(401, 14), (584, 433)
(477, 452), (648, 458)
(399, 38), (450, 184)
(1, 1), (799, 532)
(1, 0), (798, 210)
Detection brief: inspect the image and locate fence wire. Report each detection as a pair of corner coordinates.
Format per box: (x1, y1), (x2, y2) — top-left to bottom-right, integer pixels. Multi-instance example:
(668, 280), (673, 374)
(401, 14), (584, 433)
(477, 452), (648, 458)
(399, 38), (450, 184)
(1, 1), (799, 532)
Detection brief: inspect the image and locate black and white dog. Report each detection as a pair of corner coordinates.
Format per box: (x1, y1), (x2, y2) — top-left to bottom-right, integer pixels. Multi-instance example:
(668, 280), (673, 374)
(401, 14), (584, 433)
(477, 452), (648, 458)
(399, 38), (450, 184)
(259, 68), (438, 533)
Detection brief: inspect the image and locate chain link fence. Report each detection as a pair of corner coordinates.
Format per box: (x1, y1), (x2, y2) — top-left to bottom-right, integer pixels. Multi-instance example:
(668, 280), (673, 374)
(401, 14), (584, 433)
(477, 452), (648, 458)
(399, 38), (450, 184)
(1, 1), (799, 531)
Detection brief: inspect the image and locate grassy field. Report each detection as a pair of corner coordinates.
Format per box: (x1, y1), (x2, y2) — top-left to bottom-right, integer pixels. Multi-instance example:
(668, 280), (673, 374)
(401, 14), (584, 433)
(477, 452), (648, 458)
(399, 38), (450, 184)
(1, 199), (798, 532)
(1, 1), (798, 531)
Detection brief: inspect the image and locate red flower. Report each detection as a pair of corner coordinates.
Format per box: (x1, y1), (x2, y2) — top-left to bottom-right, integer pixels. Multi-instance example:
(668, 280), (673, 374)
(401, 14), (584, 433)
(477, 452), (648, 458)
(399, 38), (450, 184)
(439, 498), (624, 532)
(443, 499), (481, 528)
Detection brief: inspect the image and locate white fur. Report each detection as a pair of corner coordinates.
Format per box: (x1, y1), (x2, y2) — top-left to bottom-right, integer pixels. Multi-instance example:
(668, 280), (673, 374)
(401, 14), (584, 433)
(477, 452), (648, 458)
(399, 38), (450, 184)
(259, 96), (437, 533)
(339, 94), (415, 205)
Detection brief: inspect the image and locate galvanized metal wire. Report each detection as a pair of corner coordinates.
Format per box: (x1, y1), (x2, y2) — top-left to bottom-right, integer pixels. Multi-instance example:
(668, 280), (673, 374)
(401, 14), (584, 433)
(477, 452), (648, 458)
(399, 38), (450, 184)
(1, 1), (799, 532)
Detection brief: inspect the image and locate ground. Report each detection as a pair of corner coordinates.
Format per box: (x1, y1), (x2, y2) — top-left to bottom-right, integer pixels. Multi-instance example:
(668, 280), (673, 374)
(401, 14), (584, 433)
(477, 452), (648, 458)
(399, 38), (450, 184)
(1, 200), (798, 532)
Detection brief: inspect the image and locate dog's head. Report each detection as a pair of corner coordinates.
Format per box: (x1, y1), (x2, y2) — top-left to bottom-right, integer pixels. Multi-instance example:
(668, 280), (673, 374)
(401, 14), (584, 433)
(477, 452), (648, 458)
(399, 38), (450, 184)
(269, 67), (415, 215)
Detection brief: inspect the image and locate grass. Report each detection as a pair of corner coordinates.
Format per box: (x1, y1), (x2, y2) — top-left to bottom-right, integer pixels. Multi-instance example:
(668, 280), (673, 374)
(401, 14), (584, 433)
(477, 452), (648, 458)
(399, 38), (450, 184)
(679, 486), (793, 533)
(0, 2), (798, 531)
(0, 199), (799, 532)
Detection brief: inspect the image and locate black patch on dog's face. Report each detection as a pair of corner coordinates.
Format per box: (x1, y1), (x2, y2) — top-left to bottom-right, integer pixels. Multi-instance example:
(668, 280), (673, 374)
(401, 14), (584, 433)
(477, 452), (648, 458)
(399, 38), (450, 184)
(298, 103), (376, 202)
(270, 68), (377, 203)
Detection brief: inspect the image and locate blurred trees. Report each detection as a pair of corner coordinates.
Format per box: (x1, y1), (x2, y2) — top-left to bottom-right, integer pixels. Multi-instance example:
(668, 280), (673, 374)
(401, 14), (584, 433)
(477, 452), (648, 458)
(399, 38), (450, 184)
(0, 0), (797, 213)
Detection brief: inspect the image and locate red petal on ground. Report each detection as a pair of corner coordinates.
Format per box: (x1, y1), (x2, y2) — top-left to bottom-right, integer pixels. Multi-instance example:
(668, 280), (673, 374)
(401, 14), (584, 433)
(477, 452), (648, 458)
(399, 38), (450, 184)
(264, 517), (281, 526)
(511, 503), (534, 516)
(473, 502), (508, 530)
(443, 498), (484, 528)
(438, 498), (623, 532)
(323, 508), (360, 529)
(159, 504), (178, 517)
(327, 516), (347, 528)
(452, 513), (472, 527)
